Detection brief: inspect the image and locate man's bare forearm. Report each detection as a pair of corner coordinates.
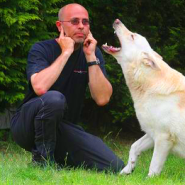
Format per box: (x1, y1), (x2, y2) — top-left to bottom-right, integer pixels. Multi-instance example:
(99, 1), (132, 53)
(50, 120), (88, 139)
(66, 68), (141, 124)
(88, 65), (113, 106)
(31, 25), (75, 96)
(31, 52), (71, 96)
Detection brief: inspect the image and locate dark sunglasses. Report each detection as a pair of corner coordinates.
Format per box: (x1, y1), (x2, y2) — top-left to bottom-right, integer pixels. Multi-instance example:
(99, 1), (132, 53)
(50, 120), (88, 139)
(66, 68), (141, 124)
(60, 18), (90, 26)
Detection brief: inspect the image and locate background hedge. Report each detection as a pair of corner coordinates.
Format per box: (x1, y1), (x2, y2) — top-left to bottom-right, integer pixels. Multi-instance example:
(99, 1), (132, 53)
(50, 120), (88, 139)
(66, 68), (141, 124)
(0, 0), (185, 133)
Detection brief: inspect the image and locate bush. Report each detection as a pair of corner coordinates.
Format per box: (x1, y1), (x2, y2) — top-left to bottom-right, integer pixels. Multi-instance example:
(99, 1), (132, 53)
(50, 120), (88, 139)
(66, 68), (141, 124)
(0, 0), (62, 111)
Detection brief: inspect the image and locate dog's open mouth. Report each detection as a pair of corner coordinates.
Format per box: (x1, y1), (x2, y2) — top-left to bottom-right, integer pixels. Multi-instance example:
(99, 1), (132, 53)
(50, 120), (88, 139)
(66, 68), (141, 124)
(102, 30), (121, 54)
(102, 43), (121, 53)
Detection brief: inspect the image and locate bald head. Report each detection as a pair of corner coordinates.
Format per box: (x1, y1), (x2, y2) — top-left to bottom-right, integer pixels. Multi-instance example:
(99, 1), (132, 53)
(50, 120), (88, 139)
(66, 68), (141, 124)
(58, 3), (88, 21)
(56, 3), (90, 47)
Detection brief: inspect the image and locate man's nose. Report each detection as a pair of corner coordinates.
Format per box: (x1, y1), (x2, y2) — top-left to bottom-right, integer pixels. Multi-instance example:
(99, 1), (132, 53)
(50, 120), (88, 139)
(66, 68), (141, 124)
(78, 21), (84, 29)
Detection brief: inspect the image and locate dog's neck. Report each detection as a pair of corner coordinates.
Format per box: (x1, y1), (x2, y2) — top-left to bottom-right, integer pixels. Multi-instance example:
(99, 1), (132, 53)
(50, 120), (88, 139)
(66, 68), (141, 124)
(120, 59), (185, 103)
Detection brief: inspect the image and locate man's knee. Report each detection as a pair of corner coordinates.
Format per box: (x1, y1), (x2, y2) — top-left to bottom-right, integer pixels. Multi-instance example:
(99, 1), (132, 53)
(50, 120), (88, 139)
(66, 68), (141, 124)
(41, 90), (67, 111)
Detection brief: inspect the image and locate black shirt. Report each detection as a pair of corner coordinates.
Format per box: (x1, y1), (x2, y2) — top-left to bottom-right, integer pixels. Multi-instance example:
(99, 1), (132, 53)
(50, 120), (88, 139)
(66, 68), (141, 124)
(21, 39), (107, 124)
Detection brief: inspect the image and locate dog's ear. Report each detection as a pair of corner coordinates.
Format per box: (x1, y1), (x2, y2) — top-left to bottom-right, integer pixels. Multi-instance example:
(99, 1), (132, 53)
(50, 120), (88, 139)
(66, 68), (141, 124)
(152, 50), (163, 60)
(142, 52), (161, 70)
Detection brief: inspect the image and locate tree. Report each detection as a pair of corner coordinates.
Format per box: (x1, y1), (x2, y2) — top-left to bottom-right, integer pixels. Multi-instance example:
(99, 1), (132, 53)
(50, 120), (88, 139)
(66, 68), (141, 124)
(0, 0), (62, 111)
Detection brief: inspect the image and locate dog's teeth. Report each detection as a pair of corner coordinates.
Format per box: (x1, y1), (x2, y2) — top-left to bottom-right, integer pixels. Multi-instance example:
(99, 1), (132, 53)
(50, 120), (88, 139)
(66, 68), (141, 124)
(114, 47), (120, 51)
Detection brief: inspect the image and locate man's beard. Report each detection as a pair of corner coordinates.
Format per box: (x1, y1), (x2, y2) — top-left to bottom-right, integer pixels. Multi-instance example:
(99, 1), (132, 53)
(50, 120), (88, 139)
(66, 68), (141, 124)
(75, 38), (85, 44)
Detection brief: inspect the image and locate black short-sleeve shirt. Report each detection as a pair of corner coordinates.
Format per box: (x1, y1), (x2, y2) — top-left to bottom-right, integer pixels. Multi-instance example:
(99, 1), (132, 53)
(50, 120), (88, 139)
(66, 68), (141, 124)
(21, 39), (107, 124)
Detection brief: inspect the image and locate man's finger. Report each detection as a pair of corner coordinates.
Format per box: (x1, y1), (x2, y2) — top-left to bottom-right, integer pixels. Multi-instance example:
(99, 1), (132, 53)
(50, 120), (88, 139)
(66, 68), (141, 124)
(59, 25), (65, 38)
(83, 39), (89, 47)
(88, 31), (93, 38)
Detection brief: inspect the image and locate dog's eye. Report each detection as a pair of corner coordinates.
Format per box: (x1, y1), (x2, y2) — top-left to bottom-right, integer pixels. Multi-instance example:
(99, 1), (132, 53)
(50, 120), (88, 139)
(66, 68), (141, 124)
(131, 34), (134, 40)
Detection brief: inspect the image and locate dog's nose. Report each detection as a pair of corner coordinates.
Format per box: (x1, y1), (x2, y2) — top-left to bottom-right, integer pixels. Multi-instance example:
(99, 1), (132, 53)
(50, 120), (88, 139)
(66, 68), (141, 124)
(113, 19), (121, 28)
(114, 19), (121, 25)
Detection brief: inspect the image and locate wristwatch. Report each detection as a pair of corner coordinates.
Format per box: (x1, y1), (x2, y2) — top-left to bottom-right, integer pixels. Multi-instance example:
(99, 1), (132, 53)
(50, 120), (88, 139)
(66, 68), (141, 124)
(87, 58), (100, 67)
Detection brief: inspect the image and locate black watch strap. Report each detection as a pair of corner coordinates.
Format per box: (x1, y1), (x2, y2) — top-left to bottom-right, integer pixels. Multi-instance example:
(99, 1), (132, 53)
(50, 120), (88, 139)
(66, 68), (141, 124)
(87, 58), (100, 67)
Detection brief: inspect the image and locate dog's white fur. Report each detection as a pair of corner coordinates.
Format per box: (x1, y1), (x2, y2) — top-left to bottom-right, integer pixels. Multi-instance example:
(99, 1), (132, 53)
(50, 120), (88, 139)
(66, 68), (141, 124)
(102, 19), (185, 177)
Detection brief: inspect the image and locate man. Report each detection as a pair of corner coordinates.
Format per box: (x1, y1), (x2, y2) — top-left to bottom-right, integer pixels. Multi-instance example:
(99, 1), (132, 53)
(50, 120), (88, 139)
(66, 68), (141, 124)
(10, 3), (124, 172)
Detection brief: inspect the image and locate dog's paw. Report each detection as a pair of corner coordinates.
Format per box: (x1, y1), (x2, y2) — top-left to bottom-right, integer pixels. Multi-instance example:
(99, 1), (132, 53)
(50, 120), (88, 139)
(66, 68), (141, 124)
(120, 165), (133, 175)
(147, 172), (156, 178)
(148, 171), (160, 177)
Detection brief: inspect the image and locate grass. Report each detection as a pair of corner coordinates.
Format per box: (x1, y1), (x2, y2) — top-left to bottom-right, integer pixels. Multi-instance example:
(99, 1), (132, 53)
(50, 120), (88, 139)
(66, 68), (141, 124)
(0, 133), (185, 185)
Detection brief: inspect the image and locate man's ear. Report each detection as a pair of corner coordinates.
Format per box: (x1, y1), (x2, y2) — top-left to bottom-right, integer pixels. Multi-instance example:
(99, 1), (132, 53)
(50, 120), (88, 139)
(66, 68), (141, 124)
(56, 21), (62, 32)
(142, 52), (161, 70)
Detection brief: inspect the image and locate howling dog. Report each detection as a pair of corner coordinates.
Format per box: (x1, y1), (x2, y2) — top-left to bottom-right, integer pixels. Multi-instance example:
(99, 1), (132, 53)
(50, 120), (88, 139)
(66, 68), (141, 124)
(102, 19), (185, 177)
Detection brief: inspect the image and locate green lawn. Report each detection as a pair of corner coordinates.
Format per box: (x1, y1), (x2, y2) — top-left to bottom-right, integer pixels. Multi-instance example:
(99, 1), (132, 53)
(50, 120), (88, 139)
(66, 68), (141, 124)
(0, 134), (185, 185)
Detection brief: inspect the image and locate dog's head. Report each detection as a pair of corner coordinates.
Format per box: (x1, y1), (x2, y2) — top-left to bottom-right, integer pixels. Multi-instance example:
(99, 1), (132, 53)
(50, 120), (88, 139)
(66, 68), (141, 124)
(102, 19), (185, 97)
(102, 19), (162, 72)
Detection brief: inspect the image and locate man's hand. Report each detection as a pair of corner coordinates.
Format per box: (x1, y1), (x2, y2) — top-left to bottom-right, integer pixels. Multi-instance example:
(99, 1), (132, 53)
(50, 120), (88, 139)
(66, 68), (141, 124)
(56, 26), (75, 55)
(83, 31), (97, 61)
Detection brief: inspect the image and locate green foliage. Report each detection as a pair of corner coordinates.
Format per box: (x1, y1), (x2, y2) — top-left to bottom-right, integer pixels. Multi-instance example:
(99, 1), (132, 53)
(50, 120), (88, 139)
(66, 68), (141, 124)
(0, 0), (62, 111)
(0, 129), (11, 141)
(1, 0), (185, 130)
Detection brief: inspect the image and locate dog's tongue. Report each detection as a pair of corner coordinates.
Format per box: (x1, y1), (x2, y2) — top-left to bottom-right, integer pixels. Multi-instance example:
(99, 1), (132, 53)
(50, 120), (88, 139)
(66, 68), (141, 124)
(102, 44), (121, 53)
(109, 46), (120, 52)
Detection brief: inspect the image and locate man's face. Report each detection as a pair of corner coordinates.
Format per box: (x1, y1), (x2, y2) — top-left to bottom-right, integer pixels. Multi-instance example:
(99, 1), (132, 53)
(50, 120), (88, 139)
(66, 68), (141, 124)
(57, 5), (90, 44)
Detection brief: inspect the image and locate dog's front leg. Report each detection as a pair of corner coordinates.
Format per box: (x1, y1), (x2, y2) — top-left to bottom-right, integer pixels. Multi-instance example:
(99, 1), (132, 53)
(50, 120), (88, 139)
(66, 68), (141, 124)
(120, 134), (154, 175)
(148, 134), (173, 177)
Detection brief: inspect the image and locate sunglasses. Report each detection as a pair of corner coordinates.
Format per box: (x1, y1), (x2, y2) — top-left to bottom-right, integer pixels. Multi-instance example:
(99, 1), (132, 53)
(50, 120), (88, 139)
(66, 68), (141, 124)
(60, 18), (90, 26)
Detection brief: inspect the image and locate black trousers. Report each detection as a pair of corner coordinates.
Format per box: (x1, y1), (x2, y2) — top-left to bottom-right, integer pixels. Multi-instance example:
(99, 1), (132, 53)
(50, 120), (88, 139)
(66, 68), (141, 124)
(10, 91), (124, 172)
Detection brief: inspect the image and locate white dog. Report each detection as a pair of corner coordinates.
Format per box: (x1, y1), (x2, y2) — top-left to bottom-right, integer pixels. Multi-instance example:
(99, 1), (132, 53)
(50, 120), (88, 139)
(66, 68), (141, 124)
(102, 19), (185, 177)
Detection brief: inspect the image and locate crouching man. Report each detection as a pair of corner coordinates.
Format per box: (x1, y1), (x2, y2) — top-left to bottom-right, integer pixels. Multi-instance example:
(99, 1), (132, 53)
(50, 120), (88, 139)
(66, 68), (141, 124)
(10, 3), (124, 172)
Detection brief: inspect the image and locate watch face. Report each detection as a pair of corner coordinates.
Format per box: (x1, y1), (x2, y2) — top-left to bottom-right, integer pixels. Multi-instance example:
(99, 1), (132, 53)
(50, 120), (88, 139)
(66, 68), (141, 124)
(96, 58), (100, 64)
